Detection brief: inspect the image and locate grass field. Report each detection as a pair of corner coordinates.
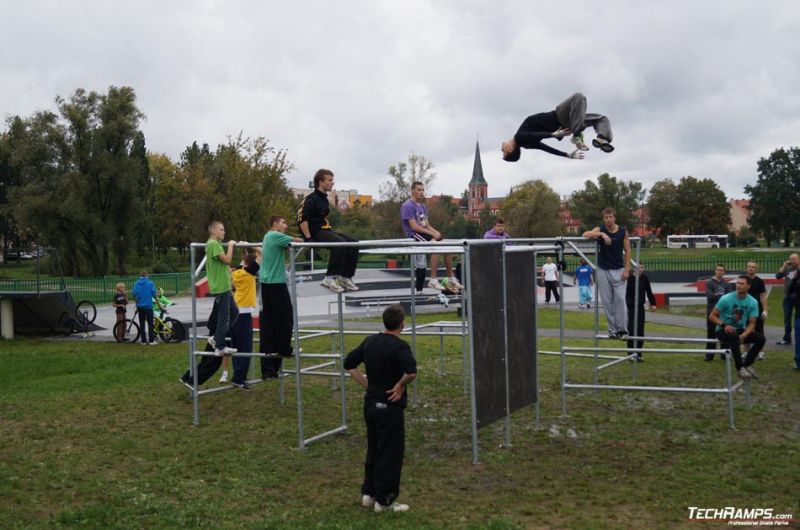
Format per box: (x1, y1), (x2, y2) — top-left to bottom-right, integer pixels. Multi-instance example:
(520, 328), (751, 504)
(1, 308), (798, 529)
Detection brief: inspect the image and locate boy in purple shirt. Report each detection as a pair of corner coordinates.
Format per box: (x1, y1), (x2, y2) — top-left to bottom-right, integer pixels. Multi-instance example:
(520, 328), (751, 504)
(483, 218), (510, 240)
(401, 182), (463, 292)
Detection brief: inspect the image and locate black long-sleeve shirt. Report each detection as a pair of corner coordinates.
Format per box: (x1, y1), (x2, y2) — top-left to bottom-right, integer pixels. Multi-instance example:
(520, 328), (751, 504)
(298, 189), (332, 236)
(513, 111), (569, 158)
(626, 273), (656, 307)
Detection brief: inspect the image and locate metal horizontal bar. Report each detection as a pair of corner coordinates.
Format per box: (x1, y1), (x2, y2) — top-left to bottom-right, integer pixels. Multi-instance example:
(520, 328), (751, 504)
(301, 361), (337, 372)
(503, 245), (561, 254)
(595, 334), (716, 344)
(595, 354), (638, 370)
(564, 383), (732, 394)
(563, 347), (729, 354)
(196, 384), (236, 396)
(538, 350), (622, 360)
(290, 370), (348, 378)
(303, 425), (348, 446)
(194, 351), (281, 358)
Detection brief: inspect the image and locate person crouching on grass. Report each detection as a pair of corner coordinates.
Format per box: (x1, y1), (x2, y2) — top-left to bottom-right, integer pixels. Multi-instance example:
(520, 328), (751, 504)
(344, 304), (417, 513)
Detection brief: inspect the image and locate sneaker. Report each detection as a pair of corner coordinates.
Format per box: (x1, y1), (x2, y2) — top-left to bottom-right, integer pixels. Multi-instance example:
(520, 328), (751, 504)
(337, 277), (360, 291)
(231, 381), (250, 390)
(179, 377), (193, 390)
(428, 278), (444, 291)
(617, 332), (629, 341)
(571, 132), (589, 151)
(776, 339), (790, 345)
(321, 277), (345, 293)
(745, 366), (759, 379)
(219, 370), (229, 383)
(592, 136), (615, 152)
(215, 346), (237, 356)
(361, 495), (375, 508)
(586, 302), (591, 308)
(262, 372), (278, 380)
(757, 352), (766, 360)
(207, 337), (216, 349)
(738, 367), (753, 379)
(149, 341), (157, 346)
(448, 277), (465, 290)
(374, 501), (409, 513)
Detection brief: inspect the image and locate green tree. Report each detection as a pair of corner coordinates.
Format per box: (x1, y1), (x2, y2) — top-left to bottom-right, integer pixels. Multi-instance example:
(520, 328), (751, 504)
(745, 147), (800, 246)
(646, 179), (680, 237)
(568, 173), (645, 230)
(501, 180), (562, 237)
(379, 153), (436, 202)
(648, 176), (730, 236)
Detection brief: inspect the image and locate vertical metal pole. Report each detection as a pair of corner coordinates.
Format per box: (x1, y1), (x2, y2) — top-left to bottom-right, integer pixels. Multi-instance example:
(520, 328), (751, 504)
(461, 279), (468, 395)
(724, 348), (736, 430)
(465, 244), (479, 465)
(190, 245), (200, 426)
(501, 245), (511, 447)
(337, 291), (347, 429)
(557, 246), (567, 417)
(439, 326), (445, 375)
(592, 241), (600, 385)
(290, 247), (305, 449)
(533, 249), (540, 429)
(631, 238), (641, 380)
(409, 253), (418, 407)
(745, 379), (752, 409)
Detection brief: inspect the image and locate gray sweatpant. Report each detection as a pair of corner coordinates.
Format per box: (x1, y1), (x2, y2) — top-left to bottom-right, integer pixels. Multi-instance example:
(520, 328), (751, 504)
(555, 92), (613, 142)
(597, 268), (627, 334)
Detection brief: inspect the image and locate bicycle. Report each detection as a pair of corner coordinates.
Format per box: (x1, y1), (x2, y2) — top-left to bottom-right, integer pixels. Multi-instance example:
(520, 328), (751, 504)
(58, 299), (97, 337)
(113, 308), (185, 343)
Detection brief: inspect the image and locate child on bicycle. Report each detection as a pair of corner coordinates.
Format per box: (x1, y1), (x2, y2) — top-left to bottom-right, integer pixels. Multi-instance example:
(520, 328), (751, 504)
(112, 283), (128, 342)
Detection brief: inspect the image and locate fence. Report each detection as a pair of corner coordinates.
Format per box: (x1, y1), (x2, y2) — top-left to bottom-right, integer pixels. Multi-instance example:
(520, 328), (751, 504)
(548, 255), (789, 273)
(0, 273), (193, 305)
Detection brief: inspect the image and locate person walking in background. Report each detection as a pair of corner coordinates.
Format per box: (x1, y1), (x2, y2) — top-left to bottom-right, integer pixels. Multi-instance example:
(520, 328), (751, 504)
(574, 257), (594, 309)
(745, 261), (768, 360)
(704, 264), (733, 361)
(541, 256), (560, 303)
(582, 207), (631, 339)
(788, 273), (800, 371)
(775, 253), (798, 345)
(625, 264), (657, 361)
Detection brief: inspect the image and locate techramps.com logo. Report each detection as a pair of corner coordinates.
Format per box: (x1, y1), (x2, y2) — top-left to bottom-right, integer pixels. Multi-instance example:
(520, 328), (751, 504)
(688, 506), (794, 526)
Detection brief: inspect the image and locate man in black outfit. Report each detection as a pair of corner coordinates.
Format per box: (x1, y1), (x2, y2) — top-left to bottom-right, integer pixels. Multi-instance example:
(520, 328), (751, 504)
(626, 263), (657, 360)
(746, 260), (768, 360)
(344, 305), (417, 514)
(501, 92), (614, 161)
(298, 168), (360, 293)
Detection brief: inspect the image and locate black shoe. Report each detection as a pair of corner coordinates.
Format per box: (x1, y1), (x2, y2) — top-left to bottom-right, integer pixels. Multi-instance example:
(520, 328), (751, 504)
(704, 355), (714, 361)
(179, 376), (193, 390)
(231, 381), (250, 390)
(636, 356), (644, 362)
(776, 340), (791, 345)
(261, 372), (278, 380)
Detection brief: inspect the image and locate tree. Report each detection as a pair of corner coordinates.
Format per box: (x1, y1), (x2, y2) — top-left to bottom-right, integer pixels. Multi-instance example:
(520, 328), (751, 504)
(647, 176), (730, 236)
(501, 180), (562, 237)
(745, 147), (800, 246)
(379, 153), (436, 202)
(568, 173), (645, 230)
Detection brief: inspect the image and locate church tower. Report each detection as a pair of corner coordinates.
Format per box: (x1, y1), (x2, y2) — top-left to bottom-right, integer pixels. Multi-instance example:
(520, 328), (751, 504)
(468, 141), (488, 220)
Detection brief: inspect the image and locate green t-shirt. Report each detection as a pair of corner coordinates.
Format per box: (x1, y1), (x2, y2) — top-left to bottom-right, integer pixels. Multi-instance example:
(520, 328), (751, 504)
(260, 231), (295, 284)
(714, 292), (758, 333)
(206, 238), (231, 294)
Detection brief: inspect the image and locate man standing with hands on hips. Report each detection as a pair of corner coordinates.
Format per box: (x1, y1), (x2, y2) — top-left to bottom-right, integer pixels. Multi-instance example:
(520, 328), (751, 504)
(775, 253), (798, 345)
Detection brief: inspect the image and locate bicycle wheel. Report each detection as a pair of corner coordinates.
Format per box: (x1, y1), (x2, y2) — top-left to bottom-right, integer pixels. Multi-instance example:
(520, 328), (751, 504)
(155, 318), (175, 343)
(113, 319), (141, 343)
(76, 300), (97, 324)
(164, 318), (185, 343)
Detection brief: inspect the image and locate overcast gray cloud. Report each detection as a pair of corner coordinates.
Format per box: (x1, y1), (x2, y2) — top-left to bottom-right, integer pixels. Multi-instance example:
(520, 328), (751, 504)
(1, 0), (798, 201)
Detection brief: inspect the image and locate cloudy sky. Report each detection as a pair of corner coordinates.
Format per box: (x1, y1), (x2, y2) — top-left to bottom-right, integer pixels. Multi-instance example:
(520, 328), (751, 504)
(2, 1), (799, 201)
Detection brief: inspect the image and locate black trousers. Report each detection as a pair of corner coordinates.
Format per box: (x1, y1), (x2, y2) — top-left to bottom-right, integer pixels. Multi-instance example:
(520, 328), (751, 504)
(310, 230), (359, 278)
(361, 400), (405, 506)
(137, 307), (155, 343)
(181, 342), (223, 385)
(705, 305), (722, 358)
(230, 313), (253, 385)
(626, 304), (646, 356)
(544, 281), (560, 302)
(260, 283), (294, 377)
(715, 329), (766, 370)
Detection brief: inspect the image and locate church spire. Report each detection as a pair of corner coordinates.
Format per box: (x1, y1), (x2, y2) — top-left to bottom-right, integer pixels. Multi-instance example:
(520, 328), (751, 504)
(469, 141), (487, 186)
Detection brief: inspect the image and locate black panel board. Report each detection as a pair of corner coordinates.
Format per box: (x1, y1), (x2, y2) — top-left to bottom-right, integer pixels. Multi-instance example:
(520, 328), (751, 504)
(506, 252), (537, 413)
(469, 244), (507, 428)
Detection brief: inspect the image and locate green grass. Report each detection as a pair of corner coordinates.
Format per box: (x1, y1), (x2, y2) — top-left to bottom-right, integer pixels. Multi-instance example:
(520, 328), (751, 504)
(0, 312), (798, 529)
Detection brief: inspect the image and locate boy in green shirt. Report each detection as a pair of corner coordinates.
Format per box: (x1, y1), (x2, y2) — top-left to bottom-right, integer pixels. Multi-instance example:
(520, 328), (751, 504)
(260, 215), (303, 378)
(207, 221), (238, 356)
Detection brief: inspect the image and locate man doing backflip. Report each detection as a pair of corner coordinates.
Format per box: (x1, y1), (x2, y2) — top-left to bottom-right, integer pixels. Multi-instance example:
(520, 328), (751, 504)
(501, 92), (614, 161)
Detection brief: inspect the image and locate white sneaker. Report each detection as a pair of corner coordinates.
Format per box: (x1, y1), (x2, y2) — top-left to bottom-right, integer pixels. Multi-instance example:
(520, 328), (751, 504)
(374, 501), (409, 513)
(745, 366), (759, 379)
(428, 278), (444, 291)
(149, 341), (157, 346)
(219, 370), (228, 383)
(448, 277), (464, 290)
(207, 337), (216, 349)
(338, 277), (359, 291)
(571, 133), (589, 151)
(321, 277), (344, 293)
(215, 346), (237, 356)
(757, 352), (766, 360)
(361, 495), (375, 508)
(738, 367), (753, 379)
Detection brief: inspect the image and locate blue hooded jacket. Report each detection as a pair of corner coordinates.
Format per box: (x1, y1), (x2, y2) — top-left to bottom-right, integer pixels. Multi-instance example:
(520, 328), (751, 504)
(132, 276), (157, 308)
